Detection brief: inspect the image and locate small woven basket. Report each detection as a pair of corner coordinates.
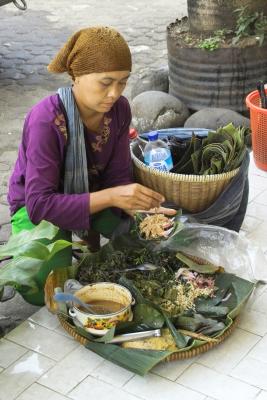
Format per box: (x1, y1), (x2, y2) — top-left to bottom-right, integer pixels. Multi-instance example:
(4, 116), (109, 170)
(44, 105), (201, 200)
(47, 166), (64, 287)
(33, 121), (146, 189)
(131, 142), (239, 213)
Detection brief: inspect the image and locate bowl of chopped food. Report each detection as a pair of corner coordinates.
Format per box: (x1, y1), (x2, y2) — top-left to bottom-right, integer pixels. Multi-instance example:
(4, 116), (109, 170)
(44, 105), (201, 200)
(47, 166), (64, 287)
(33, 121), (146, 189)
(68, 282), (134, 336)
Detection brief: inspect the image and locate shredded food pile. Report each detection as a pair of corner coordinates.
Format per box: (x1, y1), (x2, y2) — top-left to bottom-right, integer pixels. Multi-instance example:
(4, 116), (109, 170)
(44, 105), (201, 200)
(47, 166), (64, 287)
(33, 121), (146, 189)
(139, 214), (174, 239)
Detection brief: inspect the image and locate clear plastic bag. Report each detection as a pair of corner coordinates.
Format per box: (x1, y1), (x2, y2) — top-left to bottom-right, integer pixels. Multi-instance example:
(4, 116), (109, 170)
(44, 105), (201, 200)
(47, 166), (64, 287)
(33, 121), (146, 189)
(155, 222), (267, 283)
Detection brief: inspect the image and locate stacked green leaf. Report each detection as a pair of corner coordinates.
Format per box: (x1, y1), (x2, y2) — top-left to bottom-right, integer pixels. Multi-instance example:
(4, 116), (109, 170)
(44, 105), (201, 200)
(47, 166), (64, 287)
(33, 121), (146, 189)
(170, 123), (250, 175)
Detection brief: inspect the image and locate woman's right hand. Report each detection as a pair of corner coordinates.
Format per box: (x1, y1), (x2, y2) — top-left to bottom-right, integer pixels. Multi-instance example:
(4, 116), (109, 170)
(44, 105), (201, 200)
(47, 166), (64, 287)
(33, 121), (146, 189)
(109, 183), (165, 211)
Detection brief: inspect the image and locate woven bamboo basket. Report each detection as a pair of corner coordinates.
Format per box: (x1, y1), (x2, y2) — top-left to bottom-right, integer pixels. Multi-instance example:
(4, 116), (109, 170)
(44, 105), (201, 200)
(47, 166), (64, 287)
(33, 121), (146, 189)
(44, 256), (239, 362)
(131, 142), (239, 213)
(57, 313), (239, 362)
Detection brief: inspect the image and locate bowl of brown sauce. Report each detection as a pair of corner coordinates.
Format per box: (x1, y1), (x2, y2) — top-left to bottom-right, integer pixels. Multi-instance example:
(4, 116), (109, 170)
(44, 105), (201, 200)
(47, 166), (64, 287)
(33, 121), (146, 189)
(69, 282), (134, 336)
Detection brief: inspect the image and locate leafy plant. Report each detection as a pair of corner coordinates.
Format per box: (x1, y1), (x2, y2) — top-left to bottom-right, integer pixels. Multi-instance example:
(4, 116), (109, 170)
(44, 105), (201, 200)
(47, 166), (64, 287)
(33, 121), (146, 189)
(197, 7), (267, 49)
(233, 6), (267, 46)
(198, 29), (231, 51)
(0, 221), (81, 305)
(199, 36), (221, 51)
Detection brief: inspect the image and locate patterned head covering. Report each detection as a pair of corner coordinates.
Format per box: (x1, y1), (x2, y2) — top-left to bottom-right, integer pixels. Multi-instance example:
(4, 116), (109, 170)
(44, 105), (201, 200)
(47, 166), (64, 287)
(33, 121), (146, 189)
(48, 26), (132, 80)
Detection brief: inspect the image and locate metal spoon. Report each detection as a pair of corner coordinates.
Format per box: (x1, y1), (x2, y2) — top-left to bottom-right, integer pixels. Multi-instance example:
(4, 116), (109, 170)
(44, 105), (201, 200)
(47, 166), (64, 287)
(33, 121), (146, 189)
(115, 262), (159, 273)
(53, 292), (101, 314)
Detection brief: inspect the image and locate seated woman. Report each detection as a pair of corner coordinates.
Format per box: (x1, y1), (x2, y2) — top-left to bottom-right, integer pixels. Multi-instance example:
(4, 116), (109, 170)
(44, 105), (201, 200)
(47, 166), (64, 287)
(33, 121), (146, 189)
(7, 26), (175, 249)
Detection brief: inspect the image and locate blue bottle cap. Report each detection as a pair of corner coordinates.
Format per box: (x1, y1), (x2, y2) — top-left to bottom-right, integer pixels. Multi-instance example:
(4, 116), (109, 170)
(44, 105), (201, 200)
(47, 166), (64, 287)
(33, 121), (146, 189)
(148, 131), (158, 141)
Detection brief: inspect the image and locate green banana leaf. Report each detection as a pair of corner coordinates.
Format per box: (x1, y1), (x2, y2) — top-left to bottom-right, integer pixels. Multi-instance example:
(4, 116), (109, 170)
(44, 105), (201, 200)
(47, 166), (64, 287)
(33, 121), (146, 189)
(175, 314), (226, 335)
(195, 303), (229, 317)
(169, 123), (249, 175)
(0, 221), (73, 305)
(0, 256), (45, 293)
(85, 341), (173, 376)
(175, 251), (222, 274)
(191, 148), (202, 174)
(0, 239), (72, 261)
(134, 303), (165, 329)
(115, 321), (162, 334)
(173, 133), (196, 172)
(201, 142), (229, 175)
(0, 220), (59, 259)
(76, 325), (116, 344)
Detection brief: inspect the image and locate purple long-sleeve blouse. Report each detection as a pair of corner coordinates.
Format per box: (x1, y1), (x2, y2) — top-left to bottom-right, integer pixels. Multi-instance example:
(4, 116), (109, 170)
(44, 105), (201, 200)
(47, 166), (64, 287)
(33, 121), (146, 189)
(8, 93), (133, 231)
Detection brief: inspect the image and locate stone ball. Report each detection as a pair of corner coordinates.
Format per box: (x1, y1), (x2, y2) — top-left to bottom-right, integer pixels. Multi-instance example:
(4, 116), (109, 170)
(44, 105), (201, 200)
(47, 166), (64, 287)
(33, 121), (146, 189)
(131, 91), (190, 133)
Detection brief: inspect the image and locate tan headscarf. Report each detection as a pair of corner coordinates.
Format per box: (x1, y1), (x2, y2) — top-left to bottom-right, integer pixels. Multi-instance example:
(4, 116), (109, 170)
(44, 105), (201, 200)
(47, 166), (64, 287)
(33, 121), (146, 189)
(48, 26), (132, 80)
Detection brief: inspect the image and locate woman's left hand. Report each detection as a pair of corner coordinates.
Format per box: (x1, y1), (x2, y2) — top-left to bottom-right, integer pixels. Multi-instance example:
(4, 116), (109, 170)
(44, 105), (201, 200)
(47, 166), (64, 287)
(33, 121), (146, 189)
(124, 206), (177, 217)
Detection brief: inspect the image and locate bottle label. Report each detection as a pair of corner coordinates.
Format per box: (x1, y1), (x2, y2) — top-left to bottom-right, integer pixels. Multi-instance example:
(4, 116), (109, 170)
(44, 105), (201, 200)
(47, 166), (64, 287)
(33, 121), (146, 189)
(144, 149), (173, 171)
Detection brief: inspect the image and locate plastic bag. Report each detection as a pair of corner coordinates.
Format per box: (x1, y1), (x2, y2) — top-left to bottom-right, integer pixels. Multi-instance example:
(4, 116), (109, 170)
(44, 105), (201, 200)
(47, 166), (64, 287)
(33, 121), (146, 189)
(111, 212), (267, 284)
(156, 222), (267, 284)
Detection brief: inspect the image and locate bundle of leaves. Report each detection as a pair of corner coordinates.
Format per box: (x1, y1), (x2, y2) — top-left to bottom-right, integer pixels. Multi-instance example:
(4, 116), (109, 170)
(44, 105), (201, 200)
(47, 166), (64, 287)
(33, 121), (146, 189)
(166, 123), (250, 175)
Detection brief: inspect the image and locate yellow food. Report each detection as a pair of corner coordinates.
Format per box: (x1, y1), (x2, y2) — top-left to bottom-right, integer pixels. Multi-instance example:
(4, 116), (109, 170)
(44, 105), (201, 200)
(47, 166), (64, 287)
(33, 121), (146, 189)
(121, 329), (178, 351)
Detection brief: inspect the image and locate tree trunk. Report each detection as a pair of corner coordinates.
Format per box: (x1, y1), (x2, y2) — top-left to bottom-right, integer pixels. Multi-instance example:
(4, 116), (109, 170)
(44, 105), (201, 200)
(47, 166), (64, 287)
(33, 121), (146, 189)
(188, 0), (267, 33)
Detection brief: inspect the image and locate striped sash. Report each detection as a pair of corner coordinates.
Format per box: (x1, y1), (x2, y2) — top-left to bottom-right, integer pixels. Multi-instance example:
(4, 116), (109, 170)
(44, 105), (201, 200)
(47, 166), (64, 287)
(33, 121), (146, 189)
(58, 87), (89, 238)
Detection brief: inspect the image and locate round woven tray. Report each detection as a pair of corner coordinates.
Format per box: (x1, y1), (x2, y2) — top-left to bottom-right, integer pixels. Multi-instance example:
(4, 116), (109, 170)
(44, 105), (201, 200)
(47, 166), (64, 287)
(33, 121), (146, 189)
(57, 312), (239, 362)
(131, 143), (239, 213)
(45, 259), (239, 362)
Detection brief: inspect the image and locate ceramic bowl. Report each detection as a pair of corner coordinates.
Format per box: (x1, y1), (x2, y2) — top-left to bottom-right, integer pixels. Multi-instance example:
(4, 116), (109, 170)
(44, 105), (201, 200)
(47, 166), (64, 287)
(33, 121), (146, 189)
(69, 282), (134, 336)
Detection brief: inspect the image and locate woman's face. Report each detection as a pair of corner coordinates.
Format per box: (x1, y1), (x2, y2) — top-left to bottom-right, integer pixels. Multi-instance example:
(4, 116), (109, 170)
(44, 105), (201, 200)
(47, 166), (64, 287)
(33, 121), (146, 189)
(73, 70), (130, 113)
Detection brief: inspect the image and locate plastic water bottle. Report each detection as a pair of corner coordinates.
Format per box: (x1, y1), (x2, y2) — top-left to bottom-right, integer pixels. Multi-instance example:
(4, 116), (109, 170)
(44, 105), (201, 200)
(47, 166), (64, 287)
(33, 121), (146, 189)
(129, 127), (146, 159)
(144, 132), (173, 172)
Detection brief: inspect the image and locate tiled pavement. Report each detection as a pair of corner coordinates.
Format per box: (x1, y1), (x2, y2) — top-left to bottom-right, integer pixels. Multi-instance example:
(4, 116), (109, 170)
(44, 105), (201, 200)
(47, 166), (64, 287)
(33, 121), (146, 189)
(1, 153), (267, 400)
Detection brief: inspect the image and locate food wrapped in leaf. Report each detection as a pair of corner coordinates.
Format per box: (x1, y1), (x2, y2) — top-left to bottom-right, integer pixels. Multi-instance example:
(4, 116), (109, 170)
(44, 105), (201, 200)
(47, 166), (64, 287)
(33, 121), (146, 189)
(139, 214), (175, 240)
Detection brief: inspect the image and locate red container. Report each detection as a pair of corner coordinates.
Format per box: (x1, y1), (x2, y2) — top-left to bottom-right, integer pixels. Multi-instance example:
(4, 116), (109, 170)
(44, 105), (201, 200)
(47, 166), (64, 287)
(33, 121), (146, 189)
(246, 89), (267, 171)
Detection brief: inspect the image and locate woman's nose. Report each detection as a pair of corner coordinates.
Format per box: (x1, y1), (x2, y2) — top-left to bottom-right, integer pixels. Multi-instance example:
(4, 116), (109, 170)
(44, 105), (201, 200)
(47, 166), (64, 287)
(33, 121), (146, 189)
(108, 84), (121, 99)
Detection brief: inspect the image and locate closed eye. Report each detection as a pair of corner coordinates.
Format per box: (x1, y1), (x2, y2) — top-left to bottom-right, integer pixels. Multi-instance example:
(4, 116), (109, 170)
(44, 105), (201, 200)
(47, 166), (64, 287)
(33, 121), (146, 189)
(100, 82), (111, 87)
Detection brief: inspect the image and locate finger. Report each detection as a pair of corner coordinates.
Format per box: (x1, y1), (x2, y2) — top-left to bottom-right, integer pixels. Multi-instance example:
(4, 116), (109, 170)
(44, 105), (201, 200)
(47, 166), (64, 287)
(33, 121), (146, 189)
(139, 185), (165, 203)
(132, 192), (162, 210)
(131, 198), (161, 211)
(134, 200), (161, 211)
(157, 207), (177, 216)
(138, 207), (177, 215)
